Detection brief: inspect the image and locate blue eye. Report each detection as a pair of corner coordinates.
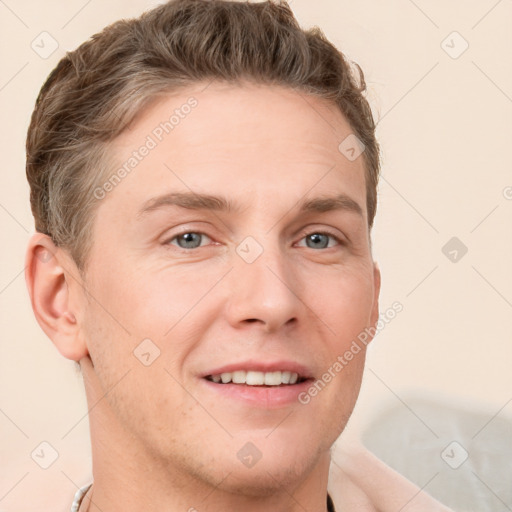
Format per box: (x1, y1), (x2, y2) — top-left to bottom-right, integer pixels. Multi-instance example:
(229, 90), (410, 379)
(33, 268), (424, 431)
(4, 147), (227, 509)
(166, 231), (340, 250)
(298, 232), (340, 249)
(170, 232), (211, 249)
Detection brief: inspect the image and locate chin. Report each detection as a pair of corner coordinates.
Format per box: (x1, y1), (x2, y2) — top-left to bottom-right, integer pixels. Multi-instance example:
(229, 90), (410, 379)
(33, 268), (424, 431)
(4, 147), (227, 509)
(214, 459), (316, 498)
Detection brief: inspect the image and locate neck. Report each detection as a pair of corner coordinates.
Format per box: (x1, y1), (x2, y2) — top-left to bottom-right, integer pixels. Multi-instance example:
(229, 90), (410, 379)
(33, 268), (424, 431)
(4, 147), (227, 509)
(80, 360), (333, 512)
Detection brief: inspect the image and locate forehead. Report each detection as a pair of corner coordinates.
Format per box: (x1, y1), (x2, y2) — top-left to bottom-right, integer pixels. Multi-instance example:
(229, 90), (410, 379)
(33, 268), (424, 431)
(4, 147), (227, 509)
(128, 81), (356, 155)
(101, 81), (367, 220)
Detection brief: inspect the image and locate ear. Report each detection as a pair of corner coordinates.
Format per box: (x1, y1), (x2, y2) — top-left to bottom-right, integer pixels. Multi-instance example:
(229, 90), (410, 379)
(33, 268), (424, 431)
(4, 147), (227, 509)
(369, 260), (381, 331)
(24, 233), (89, 361)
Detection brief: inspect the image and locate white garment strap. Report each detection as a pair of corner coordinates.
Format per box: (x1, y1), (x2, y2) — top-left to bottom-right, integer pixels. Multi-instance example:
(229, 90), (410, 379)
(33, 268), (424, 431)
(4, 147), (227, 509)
(70, 483), (93, 512)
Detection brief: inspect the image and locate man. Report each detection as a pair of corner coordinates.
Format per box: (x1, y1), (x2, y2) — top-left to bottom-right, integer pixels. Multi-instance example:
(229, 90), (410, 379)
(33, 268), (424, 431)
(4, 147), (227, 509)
(24, 1), (452, 510)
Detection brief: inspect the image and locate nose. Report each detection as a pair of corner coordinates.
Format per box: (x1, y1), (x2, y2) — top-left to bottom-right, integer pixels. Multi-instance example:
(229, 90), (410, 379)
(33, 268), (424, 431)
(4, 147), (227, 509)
(223, 245), (302, 333)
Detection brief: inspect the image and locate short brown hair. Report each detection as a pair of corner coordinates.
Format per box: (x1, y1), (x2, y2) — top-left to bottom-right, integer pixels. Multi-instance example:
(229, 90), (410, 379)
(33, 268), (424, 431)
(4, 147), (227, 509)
(26, 0), (380, 274)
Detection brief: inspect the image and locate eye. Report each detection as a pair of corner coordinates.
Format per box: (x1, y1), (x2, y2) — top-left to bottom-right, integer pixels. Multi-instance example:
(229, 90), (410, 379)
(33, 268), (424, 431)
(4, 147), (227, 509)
(167, 232), (212, 249)
(297, 232), (341, 250)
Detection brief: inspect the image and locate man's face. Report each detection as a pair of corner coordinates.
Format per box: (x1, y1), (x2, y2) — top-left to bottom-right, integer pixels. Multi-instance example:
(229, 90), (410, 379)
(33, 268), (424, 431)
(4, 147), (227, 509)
(78, 81), (379, 494)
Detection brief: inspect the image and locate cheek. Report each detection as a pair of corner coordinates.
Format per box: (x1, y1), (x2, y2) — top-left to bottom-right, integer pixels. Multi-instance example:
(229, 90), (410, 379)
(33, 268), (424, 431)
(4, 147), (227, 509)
(81, 289), (195, 445)
(82, 260), (226, 394)
(88, 258), (219, 335)
(304, 267), (375, 336)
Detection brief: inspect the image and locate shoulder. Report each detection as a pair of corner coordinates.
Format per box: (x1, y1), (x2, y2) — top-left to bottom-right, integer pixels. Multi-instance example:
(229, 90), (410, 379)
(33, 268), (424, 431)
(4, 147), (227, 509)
(329, 443), (454, 512)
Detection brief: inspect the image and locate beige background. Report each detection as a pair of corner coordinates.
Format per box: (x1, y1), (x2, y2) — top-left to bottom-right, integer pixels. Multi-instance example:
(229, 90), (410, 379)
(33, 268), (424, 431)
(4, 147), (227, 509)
(1, 1), (511, 511)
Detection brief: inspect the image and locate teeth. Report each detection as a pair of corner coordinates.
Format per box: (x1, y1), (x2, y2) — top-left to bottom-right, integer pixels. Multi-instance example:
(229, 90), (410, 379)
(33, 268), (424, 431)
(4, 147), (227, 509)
(232, 370), (246, 384)
(209, 370), (302, 386)
(246, 371), (265, 385)
(220, 372), (232, 383)
(264, 371), (281, 386)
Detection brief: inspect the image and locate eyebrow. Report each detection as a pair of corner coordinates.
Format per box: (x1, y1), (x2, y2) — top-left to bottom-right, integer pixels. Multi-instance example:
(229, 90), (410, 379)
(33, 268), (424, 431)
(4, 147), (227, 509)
(136, 191), (363, 219)
(136, 192), (235, 219)
(297, 194), (363, 217)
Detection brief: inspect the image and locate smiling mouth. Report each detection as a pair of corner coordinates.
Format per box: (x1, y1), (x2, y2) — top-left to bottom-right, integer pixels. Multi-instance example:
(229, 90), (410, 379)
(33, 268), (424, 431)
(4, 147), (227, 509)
(204, 370), (310, 386)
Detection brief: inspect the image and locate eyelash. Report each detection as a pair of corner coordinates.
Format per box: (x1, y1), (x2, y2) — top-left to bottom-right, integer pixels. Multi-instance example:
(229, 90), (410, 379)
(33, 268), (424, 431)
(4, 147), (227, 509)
(297, 230), (345, 248)
(164, 229), (345, 250)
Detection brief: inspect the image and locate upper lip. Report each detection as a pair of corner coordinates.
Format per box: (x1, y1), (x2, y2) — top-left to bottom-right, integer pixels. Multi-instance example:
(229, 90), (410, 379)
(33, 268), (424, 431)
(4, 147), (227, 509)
(200, 359), (314, 379)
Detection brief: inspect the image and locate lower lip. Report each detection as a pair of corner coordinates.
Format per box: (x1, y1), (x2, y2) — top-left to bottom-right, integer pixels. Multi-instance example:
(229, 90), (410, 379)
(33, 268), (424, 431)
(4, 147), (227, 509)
(199, 377), (314, 408)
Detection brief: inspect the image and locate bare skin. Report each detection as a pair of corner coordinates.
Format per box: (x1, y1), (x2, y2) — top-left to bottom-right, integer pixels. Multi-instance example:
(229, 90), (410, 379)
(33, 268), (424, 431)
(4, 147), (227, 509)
(25, 81), (449, 511)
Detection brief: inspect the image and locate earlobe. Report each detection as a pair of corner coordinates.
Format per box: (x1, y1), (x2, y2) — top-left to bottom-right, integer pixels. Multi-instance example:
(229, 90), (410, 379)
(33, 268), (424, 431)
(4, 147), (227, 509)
(24, 233), (89, 361)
